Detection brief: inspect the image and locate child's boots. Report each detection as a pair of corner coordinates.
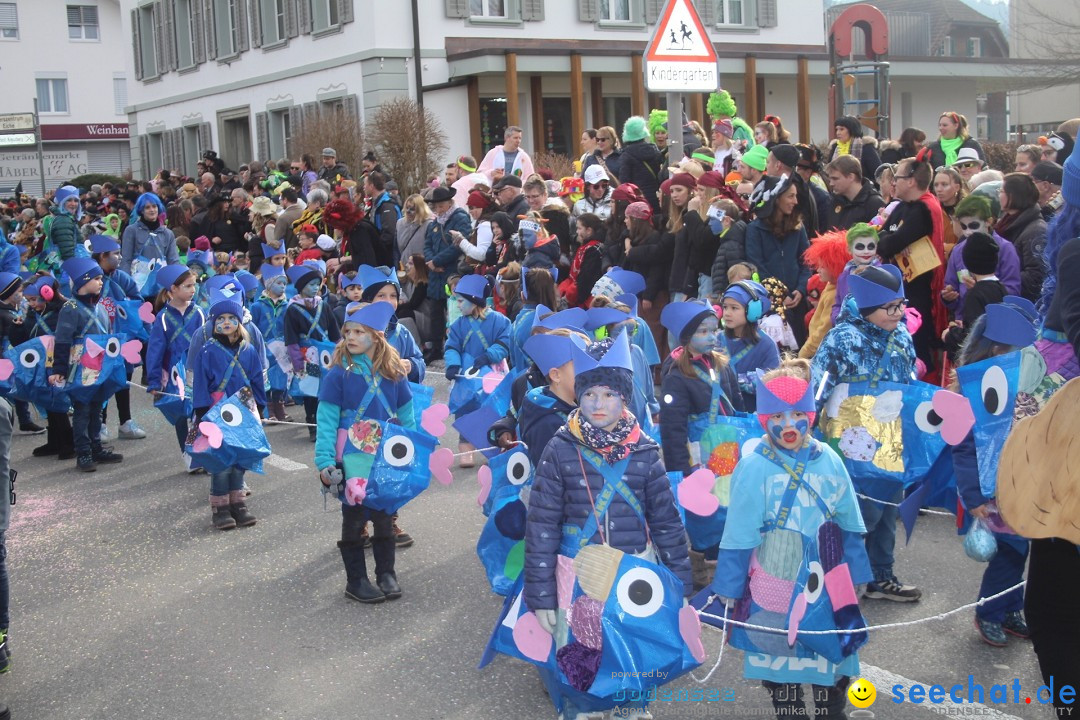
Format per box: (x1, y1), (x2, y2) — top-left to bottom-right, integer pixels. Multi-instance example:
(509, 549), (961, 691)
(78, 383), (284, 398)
(371, 532), (401, 600)
(211, 495), (237, 530)
(338, 541), (384, 603)
(228, 490), (256, 527)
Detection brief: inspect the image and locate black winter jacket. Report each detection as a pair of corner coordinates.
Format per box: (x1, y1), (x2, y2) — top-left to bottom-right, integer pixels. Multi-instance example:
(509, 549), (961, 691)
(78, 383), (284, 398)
(618, 140), (664, 212)
(826, 179), (886, 231)
(658, 353), (744, 475)
(995, 205), (1047, 302)
(709, 220), (748, 297)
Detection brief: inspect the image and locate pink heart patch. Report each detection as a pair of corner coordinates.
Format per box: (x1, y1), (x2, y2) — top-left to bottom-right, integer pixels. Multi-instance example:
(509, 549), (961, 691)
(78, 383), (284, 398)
(121, 340), (143, 364)
(679, 605), (706, 662)
(482, 372), (506, 394)
(344, 477), (367, 506)
(191, 436), (210, 454)
(0, 359), (12, 382)
(39, 335), (54, 353)
(932, 389), (976, 446)
(198, 421), (223, 449)
(430, 447), (454, 486)
(421, 403), (450, 437)
(788, 593), (807, 647)
(138, 302), (156, 324)
(513, 611), (553, 662)
(85, 338), (103, 358)
(477, 465), (492, 507)
(678, 468), (720, 516)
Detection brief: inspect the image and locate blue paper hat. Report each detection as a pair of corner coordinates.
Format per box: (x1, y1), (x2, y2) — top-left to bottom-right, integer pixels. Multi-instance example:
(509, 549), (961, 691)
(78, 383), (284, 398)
(0, 272), (21, 300)
(156, 264), (190, 289)
(302, 258), (327, 276)
(983, 303), (1037, 347)
(660, 300), (716, 345)
(205, 273), (240, 293)
(723, 280), (771, 312)
(338, 272), (363, 289)
(208, 288), (244, 321)
(62, 257), (103, 291)
(23, 275), (56, 298)
(261, 264), (285, 281)
(532, 304), (588, 332)
(1001, 295), (1037, 324)
(755, 374), (816, 416)
(344, 300), (395, 333)
(286, 264), (322, 290)
(187, 249), (214, 268)
(572, 328), (633, 374)
(88, 234), (120, 254)
(357, 264), (401, 289)
(848, 264), (905, 309)
(584, 305), (631, 331)
(261, 242), (285, 259)
(455, 274), (490, 303)
(597, 267), (645, 297)
(234, 270), (259, 295)
(615, 292), (639, 316)
(572, 330), (634, 400)
(523, 333), (587, 376)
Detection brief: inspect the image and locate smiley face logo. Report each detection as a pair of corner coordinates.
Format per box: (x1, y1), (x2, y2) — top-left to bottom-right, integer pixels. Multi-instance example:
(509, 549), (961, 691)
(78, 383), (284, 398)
(848, 677), (877, 708)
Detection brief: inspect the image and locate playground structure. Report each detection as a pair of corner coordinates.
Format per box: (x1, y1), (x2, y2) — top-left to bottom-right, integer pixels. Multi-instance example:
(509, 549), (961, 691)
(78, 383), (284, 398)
(829, 3), (892, 139)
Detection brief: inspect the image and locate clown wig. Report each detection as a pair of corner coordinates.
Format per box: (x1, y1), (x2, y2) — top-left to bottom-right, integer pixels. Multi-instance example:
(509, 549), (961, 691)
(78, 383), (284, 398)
(802, 229), (853, 283)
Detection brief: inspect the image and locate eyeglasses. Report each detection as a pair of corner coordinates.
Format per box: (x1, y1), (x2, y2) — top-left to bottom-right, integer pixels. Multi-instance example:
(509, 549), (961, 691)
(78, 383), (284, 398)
(597, 137), (611, 143)
(880, 300), (908, 317)
(291, 166), (301, 171)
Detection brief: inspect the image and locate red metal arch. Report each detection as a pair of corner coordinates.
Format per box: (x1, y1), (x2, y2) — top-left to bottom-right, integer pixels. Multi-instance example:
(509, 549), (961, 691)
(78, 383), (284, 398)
(830, 3), (889, 61)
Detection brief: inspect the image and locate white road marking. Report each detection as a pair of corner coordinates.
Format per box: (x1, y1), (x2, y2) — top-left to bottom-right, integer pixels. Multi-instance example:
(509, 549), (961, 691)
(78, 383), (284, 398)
(264, 454), (308, 471)
(861, 664), (1028, 719)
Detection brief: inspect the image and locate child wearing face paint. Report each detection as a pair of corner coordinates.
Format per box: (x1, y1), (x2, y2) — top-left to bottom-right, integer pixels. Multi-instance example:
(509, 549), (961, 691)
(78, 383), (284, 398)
(315, 301), (413, 603)
(659, 300), (743, 589)
(50, 258), (125, 472)
(0, 272), (42, 437)
(720, 280), (781, 411)
(331, 272), (364, 327)
(284, 264), (341, 440)
(249, 264), (292, 422)
(146, 265), (205, 453)
(584, 296), (659, 439)
(186, 250), (216, 311)
(710, 360), (871, 718)
(829, 222), (881, 324)
(515, 328), (589, 467)
(525, 331), (692, 720)
(261, 242), (289, 270)
(811, 264), (921, 603)
(192, 291), (266, 530)
(443, 274), (511, 463)
(949, 303), (1035, 648)
(509, 266), (559, 370)
(353, 266), (425, 386)
(23, 275), (75, 459)
(942, 195), (1022, 310)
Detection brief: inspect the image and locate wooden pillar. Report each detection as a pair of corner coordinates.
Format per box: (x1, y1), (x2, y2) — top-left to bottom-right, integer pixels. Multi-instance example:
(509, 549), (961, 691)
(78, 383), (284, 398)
(570, 53), (584, 153)
(531, 75), (545, 151)
(689, 93), (704, 130)
(467, 75), (482, 159)
(743, 55), (758, 124)
(505, 52), (520, 128)
(631, 54), (645, 117)
(797, 56), (811, 143)
(648, 92), (660, 112)
(590, 77), (604, 130)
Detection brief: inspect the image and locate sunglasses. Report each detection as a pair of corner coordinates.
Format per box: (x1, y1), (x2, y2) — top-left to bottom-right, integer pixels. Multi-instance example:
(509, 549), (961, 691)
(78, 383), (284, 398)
(597, 137), (611, 142)
(738, 193), (751, 200)
(957, 220), (984, 231)
(291, 166), (301, 171)
(852, 241), (877, 252)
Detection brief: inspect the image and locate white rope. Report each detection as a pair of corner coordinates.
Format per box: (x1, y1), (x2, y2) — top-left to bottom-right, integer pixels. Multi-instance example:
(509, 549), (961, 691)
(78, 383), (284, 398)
(690, 607), (728, 684)
(856, 492), (955, 517)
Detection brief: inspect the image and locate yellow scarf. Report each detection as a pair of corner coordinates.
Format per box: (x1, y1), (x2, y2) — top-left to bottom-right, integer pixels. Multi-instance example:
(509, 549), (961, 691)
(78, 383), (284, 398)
(835, 139), (852, 157)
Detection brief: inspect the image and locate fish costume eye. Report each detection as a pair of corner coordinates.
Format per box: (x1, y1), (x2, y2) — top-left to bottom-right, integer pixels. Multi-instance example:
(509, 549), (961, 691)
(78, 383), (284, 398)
(505, 451), (531, 486)
(914, 401), (944, 434)
(382, 435), (415, 467)
(616, 566), (664, 618)
(18, 348), (40, 369)
(220, 403), (244, 427)
(105, 337), (121, 357)
(981, 365), (1008, 416)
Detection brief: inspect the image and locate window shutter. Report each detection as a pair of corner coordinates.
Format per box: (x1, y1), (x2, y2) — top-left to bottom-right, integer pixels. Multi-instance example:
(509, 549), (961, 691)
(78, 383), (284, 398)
(297, 0), (311, 34)
(153, 4), (167, 76)
(345, 94), (360, 122)
(162, 0), (177, 71)
(192, 0), (206, 63)
(578, 0), (598, 22)
(756, 0), (777, 28)
(199, 122), (213, 154)
(85, 5), (99, 28)
(338, 0), (354, 24)
(695, 0), (715, 26)
(249, 0), (262, 46)
(204, 0), (218, 59)
(171, 129), (185, 170)
(237, 0), (250, 52)
(256, 112), (269, 160)
(644, 0), (664, 23)
(285, 0), (299, 37)
(67, 6), (80, 26)
(162, 131), (174, 172)
(303, 101), (320, 124)
(445, 0), (468, 18)
(521, 0), (544, 21)
(131, 10), (144, 81)
(139, 135), (151, 177)
(290, 104), (305, 137)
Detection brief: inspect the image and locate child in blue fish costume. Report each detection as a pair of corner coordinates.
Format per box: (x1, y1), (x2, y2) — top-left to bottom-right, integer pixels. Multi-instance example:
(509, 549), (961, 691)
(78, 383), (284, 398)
(284, 263), (340, 440)
(517, 331), (584, 468)
(23, 275), (73, 459)
(710, 360), (871, 718)
(315, 301), (413, 604)
(249, 263), (291, 422)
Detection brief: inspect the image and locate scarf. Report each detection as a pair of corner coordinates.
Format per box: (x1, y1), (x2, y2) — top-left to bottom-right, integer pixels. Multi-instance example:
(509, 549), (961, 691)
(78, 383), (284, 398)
(835, 139), (851, 157)
(915, 190), (949, 340)
(567, 407), (640, 465)
(939, 136), (965, 166)
(436, 207), (456, 226)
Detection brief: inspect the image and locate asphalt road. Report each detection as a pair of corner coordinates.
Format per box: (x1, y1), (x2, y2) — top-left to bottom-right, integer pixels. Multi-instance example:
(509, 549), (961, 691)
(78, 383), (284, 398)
(1, 367), (1055, 720)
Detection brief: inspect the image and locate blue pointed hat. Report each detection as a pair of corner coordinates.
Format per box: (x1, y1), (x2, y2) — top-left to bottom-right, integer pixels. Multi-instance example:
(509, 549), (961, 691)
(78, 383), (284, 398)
(208, 288), (244, 321)
(523, 333), (588, 376)
(661, 300), (716, 345)
(848, 264), (905, 309)
(62, 257), (103, 291)
(593, 267), (646, 298)
(455, 274), (490, 304)
(234, 270), (259, 295)
(88, 234), (120, 254)
(357, 264), (401, 289)
(286, 263), (322, 291)
(205, 273), (239, 293)
(584, 305), (631, 331)
(532, 304), (588, 332)
(260, 264), (285, 281)
(1000, 295), (1037, 324)
(344, 301), (395, 333)
(755, 374), (816, 416)
(261, 242), (285, 259)
(338, 272), (363, 289)
(983, 303), (1037, 347)
(156, 264), (190, 290)
(572, 330), (634, 401)
(615, 292), (639, 316)
(187, 249), (214, 268)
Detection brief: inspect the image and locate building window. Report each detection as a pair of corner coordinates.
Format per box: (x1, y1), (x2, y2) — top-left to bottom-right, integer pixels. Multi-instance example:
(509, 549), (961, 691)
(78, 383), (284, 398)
(0, 2), (18, 39)
(600, 0), (631, 22)
(183, 125), (201, 175)
(968, 37), (981, 57)
(36, 78), (70, 114)
(942, 36), (953, 56)
(269, 108), (291, 159)
(214, 0), (239, 57)
(67, 5), (99, 40)
(261, 0), (286, 43)
(717, 0), (744, 26)
(113, 76), (127, 115)
(310, 0), (338, 32)
(470, 0), (506, 18)
(148, 133), (165, 175)
(175, 0), (195, 67)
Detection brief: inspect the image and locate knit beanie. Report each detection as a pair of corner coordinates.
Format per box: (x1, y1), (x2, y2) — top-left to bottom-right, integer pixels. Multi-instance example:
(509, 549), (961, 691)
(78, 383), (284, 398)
(1063, 142), (1080, 208)
(741, 144), (769, 172)
(0, 272), (21, 302)
(622, 116), (649, 144)
(961, 232), (1000, 276)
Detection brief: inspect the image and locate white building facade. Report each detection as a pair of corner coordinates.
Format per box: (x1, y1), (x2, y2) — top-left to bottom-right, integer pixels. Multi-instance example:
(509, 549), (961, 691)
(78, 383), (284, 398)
(0, 0), (131, 195)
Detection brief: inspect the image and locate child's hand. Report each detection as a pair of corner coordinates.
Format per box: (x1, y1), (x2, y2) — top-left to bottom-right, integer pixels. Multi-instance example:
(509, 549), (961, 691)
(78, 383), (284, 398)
(970, 503), (990, 519)
(444, 365), (460, 381)
(497, 432), (514, 449)
(48, 374), (65, 387)
(942, 285), (959, 302)
(402, 359), (412, 374)
(535, 609), (558, 636)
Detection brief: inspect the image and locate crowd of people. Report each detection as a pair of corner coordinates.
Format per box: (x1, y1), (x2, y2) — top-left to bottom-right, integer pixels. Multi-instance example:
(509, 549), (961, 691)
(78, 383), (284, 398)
(0, 95), (1078, 720)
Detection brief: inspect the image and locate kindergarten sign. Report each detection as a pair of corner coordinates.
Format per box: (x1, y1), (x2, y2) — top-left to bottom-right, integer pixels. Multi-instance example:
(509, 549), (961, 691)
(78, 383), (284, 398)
(644, 0), (719, 92)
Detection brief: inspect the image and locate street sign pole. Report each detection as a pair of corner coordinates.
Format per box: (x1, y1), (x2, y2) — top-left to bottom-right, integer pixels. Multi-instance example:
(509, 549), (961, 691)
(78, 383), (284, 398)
(33, 98), (46, 197)
(666, 92), (683, 157)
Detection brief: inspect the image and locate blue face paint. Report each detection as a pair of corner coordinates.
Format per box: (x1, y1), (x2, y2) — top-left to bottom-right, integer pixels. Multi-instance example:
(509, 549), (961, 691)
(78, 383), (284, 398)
(579, 385), (625, 430)
(266, 277), (288, 296)
(689, 316), (719, 354)
(456, 296), (477, 315)
(301, 279), (321, 298)
(708, 216), (725, 235)
(767, 410), (809, 450)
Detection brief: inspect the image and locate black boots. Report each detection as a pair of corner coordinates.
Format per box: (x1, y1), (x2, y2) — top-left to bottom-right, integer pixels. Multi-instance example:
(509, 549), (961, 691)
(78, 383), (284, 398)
(211, 495), (237, 530)
(228, 490), (257, 527)
(370, 533), (401, 601)
(77, 454), (96, 473)
(377, 573), (402, 600)
(338, 541), (384, 603)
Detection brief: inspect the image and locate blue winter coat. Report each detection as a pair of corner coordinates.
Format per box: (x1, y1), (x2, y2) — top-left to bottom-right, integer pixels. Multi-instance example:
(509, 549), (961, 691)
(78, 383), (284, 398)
(386, 317), (425, 383)
(744, 218), (812, 297)
(721, 332), (781, 411)
(658, 353), (743, 475)
(424, 208), (471, 300)
(517, 386), (574, 468)
(509, 305), (537, 370)
(524, 424), (692, 610)
(145, 303), (206, 392)
(0, 234), (20, 275)
(52, 295), (111, 379)
(191, 334), (267, 414)
(101, 269), (141, 302)
(186, 311), (268, 373)
(248, 294), (288, 343)
(445, 311), (511, 370)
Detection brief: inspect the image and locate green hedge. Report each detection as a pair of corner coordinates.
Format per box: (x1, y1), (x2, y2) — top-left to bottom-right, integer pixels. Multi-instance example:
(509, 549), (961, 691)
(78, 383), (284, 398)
(67, 173), (128, 192)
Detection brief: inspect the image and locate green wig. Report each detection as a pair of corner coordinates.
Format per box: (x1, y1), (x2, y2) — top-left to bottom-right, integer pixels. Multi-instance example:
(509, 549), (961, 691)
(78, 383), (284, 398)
(647, 110), (668, 143)
(954, 193), (993, 221)
(708, 89), (737, 120)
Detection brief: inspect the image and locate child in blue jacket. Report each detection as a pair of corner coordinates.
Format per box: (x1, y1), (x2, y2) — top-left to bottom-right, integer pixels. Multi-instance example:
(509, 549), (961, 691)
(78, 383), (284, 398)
(315, 301), (414, 604)
(192, 291), (266, 530)
(24, 275), (72, 459)
(284, 263), (341, 440)
(584, 296), (659, 439)
(249, 264), (291, 422)
(720, 279), (781, 411)
(356, 265), (425, 384)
